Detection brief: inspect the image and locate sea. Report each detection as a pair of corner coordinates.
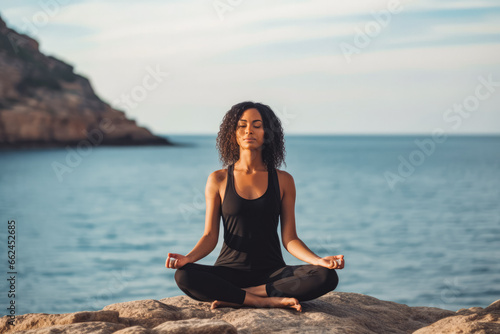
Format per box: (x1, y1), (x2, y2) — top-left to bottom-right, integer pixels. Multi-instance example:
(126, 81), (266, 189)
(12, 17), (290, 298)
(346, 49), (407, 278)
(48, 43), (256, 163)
(0, 134), (499, 315)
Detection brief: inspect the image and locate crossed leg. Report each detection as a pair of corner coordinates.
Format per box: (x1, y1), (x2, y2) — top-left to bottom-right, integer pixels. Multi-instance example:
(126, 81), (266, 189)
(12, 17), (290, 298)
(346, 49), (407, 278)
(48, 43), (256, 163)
(242, 284), (267, 297)
(210, 290), (302, 311)
(212, 283), (301, 311)
(174, 263), (338, 312)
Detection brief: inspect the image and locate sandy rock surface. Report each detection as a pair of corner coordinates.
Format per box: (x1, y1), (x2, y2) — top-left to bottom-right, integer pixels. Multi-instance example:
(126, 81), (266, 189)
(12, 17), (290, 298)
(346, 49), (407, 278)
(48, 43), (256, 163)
(5, 291), (496, 334)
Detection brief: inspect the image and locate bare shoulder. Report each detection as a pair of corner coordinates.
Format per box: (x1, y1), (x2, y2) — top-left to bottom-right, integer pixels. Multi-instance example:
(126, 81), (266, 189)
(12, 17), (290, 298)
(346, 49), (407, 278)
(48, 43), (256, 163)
(276, 168), (295, 185)
(275, 169), (295, 200)
(207, 168), (227, 187)
(205, 168), (228, 199)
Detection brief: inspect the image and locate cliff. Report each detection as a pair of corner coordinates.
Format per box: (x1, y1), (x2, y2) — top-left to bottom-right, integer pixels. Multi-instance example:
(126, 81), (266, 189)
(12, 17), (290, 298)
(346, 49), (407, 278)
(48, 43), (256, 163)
(0, 15), (173, 149)
(1, 292), (499, 334)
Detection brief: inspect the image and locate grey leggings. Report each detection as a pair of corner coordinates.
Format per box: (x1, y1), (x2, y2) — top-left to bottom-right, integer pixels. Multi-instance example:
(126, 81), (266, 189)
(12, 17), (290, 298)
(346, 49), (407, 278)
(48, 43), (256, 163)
(174, 262), (339, 305)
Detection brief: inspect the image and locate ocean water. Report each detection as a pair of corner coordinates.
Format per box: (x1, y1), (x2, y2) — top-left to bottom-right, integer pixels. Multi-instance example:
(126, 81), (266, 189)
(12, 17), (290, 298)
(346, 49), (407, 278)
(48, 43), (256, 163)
(0, 134), (499, 315)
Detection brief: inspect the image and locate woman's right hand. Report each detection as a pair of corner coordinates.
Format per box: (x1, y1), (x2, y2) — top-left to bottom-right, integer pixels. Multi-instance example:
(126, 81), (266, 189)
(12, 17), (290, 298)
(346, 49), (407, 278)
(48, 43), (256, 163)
(165, 253), (190, 269)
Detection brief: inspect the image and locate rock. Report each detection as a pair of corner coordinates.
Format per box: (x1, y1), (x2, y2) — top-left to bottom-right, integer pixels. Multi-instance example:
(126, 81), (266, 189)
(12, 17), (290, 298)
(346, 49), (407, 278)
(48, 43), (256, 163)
(0, 311), (120, 334)
(113, 326), (150, 334)
(11, 322), (126, 334)
(194, 292), (456, 334)
(111, 319), (237, 334)
(152, 319), (237, 334)
(1, 292), (498, 334)
(102, 298), (211, 328)
(0, 14), (174, 149)
(414, 299), (500, 334)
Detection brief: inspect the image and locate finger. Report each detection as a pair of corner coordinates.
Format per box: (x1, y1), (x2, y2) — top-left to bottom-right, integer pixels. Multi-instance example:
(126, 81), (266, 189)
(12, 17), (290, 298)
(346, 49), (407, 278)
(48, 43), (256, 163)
(167, 256), (175, 269)
(171, 257), (178, 269)
(166, 254), (173, 268)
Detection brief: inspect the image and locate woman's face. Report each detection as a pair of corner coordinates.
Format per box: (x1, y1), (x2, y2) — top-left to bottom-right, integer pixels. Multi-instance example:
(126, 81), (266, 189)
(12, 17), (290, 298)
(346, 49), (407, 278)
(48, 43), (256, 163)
(235, 108), (265, 149)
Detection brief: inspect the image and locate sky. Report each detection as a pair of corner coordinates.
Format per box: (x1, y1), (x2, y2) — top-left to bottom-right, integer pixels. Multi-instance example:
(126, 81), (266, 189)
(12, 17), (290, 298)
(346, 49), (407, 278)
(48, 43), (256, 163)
(1, 0), (500, 135)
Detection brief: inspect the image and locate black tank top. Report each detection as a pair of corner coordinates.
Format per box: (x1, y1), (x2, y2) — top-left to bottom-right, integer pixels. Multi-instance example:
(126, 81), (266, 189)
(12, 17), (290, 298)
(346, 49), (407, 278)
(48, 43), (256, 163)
(214, 163), (286, 271)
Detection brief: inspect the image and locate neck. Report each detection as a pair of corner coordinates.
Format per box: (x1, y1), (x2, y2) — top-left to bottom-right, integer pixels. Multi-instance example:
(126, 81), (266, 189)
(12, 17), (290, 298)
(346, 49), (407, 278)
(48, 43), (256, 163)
(235, 150), (266, 173)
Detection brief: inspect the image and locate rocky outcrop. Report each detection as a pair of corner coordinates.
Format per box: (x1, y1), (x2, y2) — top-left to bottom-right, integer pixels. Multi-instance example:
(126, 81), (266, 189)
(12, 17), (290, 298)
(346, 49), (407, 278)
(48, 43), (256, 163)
(0, 15), (173, 149)
(414, 299), (500, 334)
(2, 292), (498, 334)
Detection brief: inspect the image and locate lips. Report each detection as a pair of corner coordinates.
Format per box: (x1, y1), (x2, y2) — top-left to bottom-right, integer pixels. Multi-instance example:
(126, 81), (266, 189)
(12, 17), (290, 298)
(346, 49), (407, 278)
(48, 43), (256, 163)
(244, 138), (256, 141)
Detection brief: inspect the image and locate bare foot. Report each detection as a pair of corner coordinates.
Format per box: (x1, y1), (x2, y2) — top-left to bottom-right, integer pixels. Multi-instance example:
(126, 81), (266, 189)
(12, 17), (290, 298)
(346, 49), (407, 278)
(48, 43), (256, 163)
(242, 284), (267, 297)
(265, 297), (302, 312)
(211, 296), (302, 312)
(211, 300), (242, 310)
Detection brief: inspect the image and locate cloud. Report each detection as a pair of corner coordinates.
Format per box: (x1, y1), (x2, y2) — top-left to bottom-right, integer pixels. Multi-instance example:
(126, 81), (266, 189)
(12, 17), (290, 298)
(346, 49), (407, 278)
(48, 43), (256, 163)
(2, 0), (499, 134)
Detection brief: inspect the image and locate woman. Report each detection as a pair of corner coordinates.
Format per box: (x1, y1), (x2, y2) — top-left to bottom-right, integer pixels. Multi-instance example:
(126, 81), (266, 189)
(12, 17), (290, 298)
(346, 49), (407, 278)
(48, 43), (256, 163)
(165, 101), (344, 312)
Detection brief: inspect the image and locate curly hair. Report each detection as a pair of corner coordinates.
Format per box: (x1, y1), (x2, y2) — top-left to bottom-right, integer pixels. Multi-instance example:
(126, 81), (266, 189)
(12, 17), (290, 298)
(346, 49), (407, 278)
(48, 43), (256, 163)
(216, 101), (286, 170)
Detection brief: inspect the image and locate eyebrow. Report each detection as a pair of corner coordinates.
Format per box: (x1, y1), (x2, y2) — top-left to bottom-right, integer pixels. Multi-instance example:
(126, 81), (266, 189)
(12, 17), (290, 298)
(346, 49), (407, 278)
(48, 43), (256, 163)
(238, 119), (262, 122)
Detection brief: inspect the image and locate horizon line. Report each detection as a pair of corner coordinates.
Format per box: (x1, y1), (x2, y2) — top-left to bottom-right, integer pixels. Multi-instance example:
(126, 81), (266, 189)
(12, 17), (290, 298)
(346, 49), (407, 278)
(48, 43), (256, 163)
(159, 132), (500, 137)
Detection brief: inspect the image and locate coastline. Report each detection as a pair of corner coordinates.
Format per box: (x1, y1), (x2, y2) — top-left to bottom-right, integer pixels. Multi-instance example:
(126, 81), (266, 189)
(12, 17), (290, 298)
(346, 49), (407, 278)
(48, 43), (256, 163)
(1, 292), (498, 334)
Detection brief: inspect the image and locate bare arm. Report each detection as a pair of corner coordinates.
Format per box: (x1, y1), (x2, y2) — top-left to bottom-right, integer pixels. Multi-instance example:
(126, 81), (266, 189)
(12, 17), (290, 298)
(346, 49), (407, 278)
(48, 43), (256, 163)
(279, 171), (321, 265)
(279, 171), (344, 269)
(184, 171), (222, 262)
(166, 171), (221, 268)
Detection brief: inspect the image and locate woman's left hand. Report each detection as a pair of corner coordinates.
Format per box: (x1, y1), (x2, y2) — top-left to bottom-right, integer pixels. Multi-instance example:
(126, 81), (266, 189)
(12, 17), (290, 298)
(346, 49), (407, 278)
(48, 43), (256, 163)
(317, 255), (344, 269)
